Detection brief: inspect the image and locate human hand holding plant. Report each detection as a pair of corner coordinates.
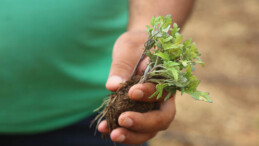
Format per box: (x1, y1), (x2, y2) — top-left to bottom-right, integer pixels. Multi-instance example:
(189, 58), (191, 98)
(98, 30), (176, 144)
(96, 15), (211, 145)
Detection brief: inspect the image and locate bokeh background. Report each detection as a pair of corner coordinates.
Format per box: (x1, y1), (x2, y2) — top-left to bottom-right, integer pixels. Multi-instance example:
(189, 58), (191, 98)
(150, 0), (259, 146)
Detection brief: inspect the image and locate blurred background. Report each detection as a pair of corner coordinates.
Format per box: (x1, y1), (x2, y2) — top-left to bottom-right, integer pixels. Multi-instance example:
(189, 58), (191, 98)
(150, 0), (259, 146)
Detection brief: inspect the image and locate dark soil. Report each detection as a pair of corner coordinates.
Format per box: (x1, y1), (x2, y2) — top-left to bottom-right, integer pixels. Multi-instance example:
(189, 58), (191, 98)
(104, 76), (160, 131)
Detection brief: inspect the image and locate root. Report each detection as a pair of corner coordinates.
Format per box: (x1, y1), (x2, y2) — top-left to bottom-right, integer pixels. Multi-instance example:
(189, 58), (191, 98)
(90, 75), (158, 140)
(90, 95), (117, 135)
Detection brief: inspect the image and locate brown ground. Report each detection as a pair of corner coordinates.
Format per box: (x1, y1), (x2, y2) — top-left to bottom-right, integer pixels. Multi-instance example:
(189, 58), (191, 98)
(150, 0), (259, 146)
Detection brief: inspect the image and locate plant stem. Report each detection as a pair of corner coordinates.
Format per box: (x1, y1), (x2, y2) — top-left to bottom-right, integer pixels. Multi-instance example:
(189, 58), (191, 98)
(154, 55), (159, 67)
(139, 63), (151, 83)
(130, 53), (145, 80)
(130, 37), (155, 79)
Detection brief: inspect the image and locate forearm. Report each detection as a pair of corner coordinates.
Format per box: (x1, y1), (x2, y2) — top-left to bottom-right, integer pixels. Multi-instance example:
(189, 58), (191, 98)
(128, 0), (195, 31)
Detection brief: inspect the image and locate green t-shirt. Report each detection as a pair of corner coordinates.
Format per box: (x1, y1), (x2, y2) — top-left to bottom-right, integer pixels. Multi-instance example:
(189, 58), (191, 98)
(0, 0), (128, 133)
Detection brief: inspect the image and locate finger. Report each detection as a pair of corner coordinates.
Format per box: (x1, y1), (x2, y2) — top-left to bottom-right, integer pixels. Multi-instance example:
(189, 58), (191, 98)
(110, 127), (157, 144)
(118, 97), (176, 132)
(129, 83), (172, 102)
(97, 120), (110, 134)
(106, 32), (147, 92)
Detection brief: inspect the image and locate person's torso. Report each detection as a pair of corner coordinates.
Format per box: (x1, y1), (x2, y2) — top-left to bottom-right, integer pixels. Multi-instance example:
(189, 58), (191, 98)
(0, 0), (128, 133)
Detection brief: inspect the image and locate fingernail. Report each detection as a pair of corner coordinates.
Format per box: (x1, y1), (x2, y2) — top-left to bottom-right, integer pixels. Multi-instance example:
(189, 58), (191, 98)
(122, 118), (133, 128)
(132, 89), (144, 99)
(107, 76), (124, 84)
(108, 75), (123, 83)
(116, 135), (125, 142)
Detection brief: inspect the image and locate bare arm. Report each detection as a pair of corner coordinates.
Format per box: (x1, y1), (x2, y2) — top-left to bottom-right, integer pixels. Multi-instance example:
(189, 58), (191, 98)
(128, 0), (195, 31)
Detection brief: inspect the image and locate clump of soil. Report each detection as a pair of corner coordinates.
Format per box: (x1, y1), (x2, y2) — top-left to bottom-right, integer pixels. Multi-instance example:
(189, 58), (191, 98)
(93, 75), (160, 135)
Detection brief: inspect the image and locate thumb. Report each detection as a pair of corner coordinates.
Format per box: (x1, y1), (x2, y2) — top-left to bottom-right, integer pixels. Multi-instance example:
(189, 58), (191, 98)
(106, 31), (148, 92)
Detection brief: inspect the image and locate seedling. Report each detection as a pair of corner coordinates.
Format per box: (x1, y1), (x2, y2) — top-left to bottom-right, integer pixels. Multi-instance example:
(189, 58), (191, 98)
(92, 15), (211, 136)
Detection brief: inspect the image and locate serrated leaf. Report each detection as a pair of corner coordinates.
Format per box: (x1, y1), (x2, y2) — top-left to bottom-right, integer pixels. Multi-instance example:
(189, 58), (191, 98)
(174, 33), (183, 44)
(199, 92), (212, 103)
(183, 39), (192, 48)
(185, 75), (200, 92)
(154, 52), (170, 61)
(163, 36), (173, 42)
(173, 23), (178, 29)
(142, 15), (210, 103)
(169, 67), (179, 82)
(186, 90), (212, 103)
(163, 44), (178, 50)
(185, 64), (192, 78)
(190, 43), (197, 52)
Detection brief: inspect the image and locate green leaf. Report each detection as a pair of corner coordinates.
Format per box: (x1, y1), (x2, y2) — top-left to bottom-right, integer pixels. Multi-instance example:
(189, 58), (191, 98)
(185, 64), (192, 78)
(171, 61), (180, 66)
(175, 75), (189, 87)
(186, 90), (212, 103)
(163, 44), (178, 50)
(164, 61), (180, 68)
(156, 84), (166, 99)
(161, 15), (172, 30)
(186, 76), (200, 92)
(164, 92), (172, 101)
(154, 52), (170, 61)
(190, 43), (197, 52)
(183, 39), (192, 48)
(174, 33), (183, 44)
(163, 36), (173, 42)
(200, 92), (212, 103)
(162, 25), (171, 33)
(181, 60), (188, 67)
(171, 23), (180, 37)
(143, 15), (211, 103)
(195, 59), (205, 67)
(149, 90), (159, 99)
(169, 67), (179, 82)
(173, 23), (179, 31)
(151, 16), (155, 26)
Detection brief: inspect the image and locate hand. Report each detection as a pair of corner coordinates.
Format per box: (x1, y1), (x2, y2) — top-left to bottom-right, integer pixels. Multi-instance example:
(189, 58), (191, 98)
(98, 31), (176, 145)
